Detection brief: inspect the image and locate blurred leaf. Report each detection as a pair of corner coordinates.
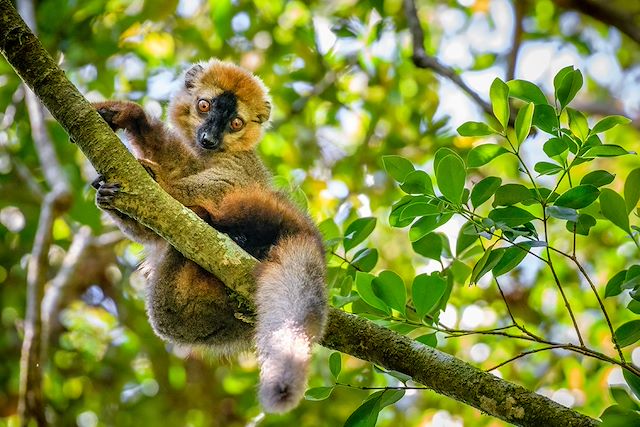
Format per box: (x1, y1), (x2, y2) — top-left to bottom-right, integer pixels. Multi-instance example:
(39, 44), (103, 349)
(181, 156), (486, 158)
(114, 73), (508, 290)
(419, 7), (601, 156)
(467, 144), (509, 168)
(610, 387), (640, 411)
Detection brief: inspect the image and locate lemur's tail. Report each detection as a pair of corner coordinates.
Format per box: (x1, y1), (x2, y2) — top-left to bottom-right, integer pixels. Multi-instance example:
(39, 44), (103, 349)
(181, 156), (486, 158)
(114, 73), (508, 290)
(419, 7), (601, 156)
(254, 233), (327, 413)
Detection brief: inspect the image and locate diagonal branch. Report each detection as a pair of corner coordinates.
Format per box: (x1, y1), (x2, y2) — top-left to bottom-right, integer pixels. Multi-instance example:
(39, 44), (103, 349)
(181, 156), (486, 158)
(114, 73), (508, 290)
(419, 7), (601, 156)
(0, 2), (599, 425)
(403, 0), (494, 117)
(552, 0), (640, 45)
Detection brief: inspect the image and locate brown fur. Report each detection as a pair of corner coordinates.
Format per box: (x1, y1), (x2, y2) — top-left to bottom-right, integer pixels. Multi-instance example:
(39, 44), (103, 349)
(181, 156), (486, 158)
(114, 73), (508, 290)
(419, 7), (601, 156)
(93, 59), (327, 413)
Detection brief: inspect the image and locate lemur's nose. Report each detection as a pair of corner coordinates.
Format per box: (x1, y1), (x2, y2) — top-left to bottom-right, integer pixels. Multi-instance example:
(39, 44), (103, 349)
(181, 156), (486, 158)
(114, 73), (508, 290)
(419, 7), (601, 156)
(199, 131), (219, 149)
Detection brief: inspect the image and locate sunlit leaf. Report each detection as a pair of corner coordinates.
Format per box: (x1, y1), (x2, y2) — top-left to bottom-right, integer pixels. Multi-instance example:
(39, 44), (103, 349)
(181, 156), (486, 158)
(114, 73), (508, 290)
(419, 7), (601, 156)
(490, 78), (510, 130)
(614, 320), (640, 347)
(457, 121), (496, 137)
(592, 115), (631, 134)
(436, 155), (466, 204)
(467, 144), (509, 168)
(412, 273), (447, 319)
(580, 170), (615, 187)
(507, 79), (548, 105)
(329, 352), (342, 379)
(624, 168), (640, 213)
(471, 176), (502, 209)
(600, 189), (631, 235)
(382, 155), (414, 183)
(583, 145), (633, 158)
(305, 386), (334, 401)
(493, 184), (533, 207)
(372, 270), (407, 316)
(554, 185), (599, 209)
(344, 217), (377, 252)
(400, 170), (434, 195)
(515, 102), (534, 145)
(355, 271), (389, 314)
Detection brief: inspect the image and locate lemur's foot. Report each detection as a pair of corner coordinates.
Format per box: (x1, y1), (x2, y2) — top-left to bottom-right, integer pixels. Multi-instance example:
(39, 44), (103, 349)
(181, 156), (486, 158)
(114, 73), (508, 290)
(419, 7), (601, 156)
(91, 174), (105, 190)
(96, 182), (122, 210)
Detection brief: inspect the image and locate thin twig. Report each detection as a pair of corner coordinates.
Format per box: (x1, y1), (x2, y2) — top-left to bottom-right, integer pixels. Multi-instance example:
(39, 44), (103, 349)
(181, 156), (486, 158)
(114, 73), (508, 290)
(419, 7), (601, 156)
(487, 345), (568, 372)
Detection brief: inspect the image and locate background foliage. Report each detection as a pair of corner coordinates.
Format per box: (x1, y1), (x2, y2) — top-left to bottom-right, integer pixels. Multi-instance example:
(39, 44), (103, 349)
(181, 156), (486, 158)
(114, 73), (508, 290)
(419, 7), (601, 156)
(1, 0), (640, 426)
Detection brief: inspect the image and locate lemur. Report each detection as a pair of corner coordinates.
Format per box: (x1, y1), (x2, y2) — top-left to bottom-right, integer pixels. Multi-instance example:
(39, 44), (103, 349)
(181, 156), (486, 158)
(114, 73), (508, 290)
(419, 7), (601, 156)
(92, 59), (328, 413)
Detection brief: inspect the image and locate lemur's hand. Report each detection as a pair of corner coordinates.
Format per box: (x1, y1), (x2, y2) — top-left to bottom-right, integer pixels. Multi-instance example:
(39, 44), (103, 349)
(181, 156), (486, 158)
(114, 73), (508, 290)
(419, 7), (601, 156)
(93, 101), (148, 133)
(93, 175), (121, 211)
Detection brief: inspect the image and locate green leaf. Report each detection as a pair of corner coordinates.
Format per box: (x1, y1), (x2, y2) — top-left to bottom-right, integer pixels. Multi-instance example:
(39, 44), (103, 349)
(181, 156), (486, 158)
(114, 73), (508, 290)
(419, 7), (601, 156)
(436, 155), (466, 204)
(389, 196), (421, 228)
(566, 213), (596, 236)
(515, 102), (534, 145)
(470, 245), (504, 284)
(623, 370), (640, 401)
(580, 170), (615, 187)
(355, 271), (390, 314)
(606, 270), (628, 298)
(412, 273), (447, 319)
(490, 78), (510, 130)
(434, 148), (464, 173)
(382, 155), (415, 183)
(329, 352), (341, 379)
(554, 185), (600, 209)
(344, 217), (377, 252)
(351, 248), (378, 272)
(507, 79), (548, 105)
(400, 170), (434, 195)
(533, 104), (559, 134)
(456, 221), (479, 257)
(614, 320), (640, 347)
(534, 161), (563, 176)
(543, 137), (568, 157)
(592, 115), (631, 134)
(553, 66), (574, 95)
(344, 390), (404, 427)
(600, 189), (631, 235)
(457, 121), (496, 137)
(305, 386), (334, 401)
(556, 68), (582, 110)
(372, 270), (407, 316)
(412, 232), (443, 261)
(492, 244), (531, 277)
(628, 300), (640, 314)
(399, 201), (439, 222)
(610, 387), (640, 411)
(409, 213), (453, 241)
(471, 176), (502, 209)
(319, 218), (341, 248)
(566, 108), (589, 142)
(546, 206), (579, 222)
(583, 144), (633, 158)
(489, 206), (536, 227)
(415, 333), (437, 347)
(624, 168), (640, 213)
(467, 144), (509, 167)
(493, 183), (534, 207)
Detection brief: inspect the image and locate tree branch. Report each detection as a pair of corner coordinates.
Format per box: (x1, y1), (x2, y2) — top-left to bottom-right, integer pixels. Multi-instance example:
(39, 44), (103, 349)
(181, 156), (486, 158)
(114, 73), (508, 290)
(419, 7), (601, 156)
(403, 0), (494, 117)
(552, 0), (640, 45)
(0, 1), (599, 425)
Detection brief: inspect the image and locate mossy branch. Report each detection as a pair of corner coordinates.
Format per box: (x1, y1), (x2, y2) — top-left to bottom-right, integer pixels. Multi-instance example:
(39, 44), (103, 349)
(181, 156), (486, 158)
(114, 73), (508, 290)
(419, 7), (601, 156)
(0, 1), (599, 425)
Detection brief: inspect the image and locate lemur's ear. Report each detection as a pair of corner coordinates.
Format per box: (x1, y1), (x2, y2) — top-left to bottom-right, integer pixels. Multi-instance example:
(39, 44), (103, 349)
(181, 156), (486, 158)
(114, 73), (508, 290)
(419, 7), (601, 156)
(257, 100), (271, 124)
(185, 64), (204, 90)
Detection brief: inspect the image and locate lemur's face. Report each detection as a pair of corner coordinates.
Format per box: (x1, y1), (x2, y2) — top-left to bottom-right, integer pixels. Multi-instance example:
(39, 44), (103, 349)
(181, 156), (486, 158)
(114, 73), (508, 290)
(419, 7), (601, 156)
(170, 60), (271, 153)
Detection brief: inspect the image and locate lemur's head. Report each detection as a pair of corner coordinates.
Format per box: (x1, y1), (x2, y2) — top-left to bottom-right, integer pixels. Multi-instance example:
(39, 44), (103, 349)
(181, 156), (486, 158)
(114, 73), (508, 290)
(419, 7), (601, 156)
(169, 59), (271, 152)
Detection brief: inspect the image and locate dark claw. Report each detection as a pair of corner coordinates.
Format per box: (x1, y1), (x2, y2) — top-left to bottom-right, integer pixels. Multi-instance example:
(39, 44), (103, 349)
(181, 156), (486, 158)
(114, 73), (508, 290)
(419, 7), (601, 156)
(96, 108), (119, 131)
(96, 183), (121, 208)
(91, 174), (105, 189)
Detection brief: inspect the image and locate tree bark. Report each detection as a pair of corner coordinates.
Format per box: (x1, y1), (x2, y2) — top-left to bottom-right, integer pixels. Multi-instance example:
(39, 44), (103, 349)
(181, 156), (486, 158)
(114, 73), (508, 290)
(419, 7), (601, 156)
(0, 1), (599, 425)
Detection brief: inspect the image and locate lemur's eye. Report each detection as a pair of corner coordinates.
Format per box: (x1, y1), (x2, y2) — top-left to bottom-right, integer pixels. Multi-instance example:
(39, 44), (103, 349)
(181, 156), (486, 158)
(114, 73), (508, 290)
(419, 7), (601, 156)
(197, 99), (210, 113)
(230, 117), (245, 131)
